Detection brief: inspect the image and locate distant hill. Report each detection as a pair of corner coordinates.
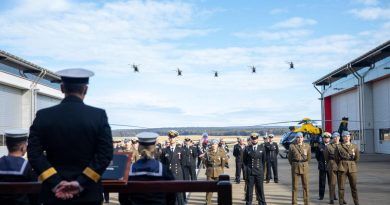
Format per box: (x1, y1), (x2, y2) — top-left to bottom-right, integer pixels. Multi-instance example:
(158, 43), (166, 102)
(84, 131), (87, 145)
(112, 126), (290, 138)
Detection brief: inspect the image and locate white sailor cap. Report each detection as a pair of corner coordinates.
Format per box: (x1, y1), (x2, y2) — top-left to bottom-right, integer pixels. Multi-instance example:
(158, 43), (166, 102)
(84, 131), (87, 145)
(56, 68), (94, 84)
(135, 132), (159, 146)
(268, 134), (274, 138)
(5, 129), (28, 142)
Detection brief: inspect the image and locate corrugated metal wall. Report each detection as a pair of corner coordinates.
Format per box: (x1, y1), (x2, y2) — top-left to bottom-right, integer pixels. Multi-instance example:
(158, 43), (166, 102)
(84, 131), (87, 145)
(37, 94), (60, 111)
(331, 89), (360, 131)
(373, 77), (390, 154)
(0, 84), (22, 133)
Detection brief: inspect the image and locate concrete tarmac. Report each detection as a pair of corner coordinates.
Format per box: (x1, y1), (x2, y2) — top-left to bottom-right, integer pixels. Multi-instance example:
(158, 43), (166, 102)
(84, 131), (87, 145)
(107, 147), (390, 205)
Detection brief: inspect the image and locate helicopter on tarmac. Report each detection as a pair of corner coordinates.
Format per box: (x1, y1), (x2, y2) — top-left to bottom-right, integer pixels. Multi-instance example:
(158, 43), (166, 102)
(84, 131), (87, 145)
(278, 117), (350, 158)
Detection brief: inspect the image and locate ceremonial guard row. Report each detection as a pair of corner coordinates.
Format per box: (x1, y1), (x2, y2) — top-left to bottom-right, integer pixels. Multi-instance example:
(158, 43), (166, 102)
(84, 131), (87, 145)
(0, 68), (360, 205)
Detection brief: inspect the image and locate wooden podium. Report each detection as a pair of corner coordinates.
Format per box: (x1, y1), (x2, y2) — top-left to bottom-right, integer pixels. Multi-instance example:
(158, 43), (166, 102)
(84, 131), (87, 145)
(102, 152), (132, 185)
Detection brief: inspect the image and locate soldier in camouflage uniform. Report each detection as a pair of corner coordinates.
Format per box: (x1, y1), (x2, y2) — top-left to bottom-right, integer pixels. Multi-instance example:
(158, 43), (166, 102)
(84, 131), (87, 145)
(202, 138), (227, 205)
(288, 132), (311, 205)
(324, 132), (341, 204)
(335, 131), (360, 205)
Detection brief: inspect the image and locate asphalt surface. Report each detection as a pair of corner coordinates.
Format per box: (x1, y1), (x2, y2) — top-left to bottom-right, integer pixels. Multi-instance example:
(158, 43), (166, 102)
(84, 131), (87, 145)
(106, 147), (390, 205)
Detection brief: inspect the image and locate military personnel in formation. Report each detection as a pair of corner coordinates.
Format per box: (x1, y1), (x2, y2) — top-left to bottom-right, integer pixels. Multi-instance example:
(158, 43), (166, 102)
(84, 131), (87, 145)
(202, 138), (227, 205)
(183, 138), (198, 180)
(335, 131), (360, 205)
(233, 137), (246, 184)
(243, 133), (267, 205)
(325, 132), (341, 204)
(0, 129), (39, 205)
(264, 134), (279, 183)
(288, 132), (311, 205)
(160, 130), (185, 205)
(316, 132), (332, 200)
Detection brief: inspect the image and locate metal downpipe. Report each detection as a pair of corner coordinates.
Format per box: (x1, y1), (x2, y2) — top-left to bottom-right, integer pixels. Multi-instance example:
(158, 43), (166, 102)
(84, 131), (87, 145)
(29, 69), (47, 124)
(313, 84), (325, 131)
(347, 64), (365, 152)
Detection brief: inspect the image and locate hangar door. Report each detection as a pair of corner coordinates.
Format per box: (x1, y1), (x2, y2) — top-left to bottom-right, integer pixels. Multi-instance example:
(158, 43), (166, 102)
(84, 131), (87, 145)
(37, 94), (61, 111)
(373, 77), (390, 154)
(0, 84), (22, 136)
(331, 89), (360, 132)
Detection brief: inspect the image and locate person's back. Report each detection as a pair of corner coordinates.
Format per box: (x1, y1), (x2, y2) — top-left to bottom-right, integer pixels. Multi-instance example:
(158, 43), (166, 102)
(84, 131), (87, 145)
(0, 129), (39, 205)
(27, 68), (113, 205)
(119, 132), (176, 205)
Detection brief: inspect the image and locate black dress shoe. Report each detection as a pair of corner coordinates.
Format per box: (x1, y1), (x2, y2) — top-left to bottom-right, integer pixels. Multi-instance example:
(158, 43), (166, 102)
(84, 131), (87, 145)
(343, 201), (347, 204)
(319, 197), (324, 200)
(334, 197), (338, 200)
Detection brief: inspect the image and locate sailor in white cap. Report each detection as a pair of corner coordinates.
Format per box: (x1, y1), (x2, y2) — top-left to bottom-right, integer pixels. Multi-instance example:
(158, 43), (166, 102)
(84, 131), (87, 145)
(119, 132), (175, 205)
(160, 130), (185, 205)
(0, 129), (39, 205)
(28, 68), (113, 204)
(264, 133), (279, 183)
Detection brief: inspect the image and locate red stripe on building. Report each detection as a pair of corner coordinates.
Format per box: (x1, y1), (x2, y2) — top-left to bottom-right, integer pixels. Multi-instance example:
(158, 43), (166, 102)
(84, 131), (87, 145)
(324, 96), (332, 132)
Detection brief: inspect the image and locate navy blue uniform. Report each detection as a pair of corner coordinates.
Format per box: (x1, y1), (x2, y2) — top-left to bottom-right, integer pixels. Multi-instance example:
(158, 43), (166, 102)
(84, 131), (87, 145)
(0, 156), (39, 205)
(119, 158), (176, 205)
(160, 146), (185, 205)
(28, 95), (113, 205)
(316, 143), (330, 200)
(264, 142), (279, 182)
(182, 145), (198, 181)
(233, 143), (246, 183)
(243, 144), (267, 205)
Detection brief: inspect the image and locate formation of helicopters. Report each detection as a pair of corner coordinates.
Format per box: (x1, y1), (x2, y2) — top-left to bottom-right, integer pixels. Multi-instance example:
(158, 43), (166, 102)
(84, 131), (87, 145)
(129, 62), (295, 77)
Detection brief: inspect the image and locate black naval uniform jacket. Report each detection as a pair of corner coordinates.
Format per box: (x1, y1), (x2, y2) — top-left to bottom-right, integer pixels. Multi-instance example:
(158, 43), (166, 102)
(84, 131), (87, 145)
(243, 144), (266, 176)
(0, 156), (39, 205)
(160, 146), (184, 180)
(119, 158), (176, 205)
(233, 144), (245, 163)
(183, 145), (198, 168)
(316, 143), (328, 171)
(28, 95), (113, 204)
(264, 142), (279, 162)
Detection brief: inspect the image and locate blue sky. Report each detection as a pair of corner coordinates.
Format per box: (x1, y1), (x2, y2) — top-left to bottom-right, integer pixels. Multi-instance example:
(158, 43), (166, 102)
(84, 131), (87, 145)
(1, 0), (389, 128)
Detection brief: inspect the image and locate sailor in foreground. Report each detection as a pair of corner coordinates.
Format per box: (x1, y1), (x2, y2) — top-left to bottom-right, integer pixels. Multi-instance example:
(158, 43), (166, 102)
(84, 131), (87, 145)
(0, 129), (39, 205)
(28, 68), (113, 205)
(160, 130), (185, 205)
(243, 133), (267, 205)
(119, 132), (176, 205)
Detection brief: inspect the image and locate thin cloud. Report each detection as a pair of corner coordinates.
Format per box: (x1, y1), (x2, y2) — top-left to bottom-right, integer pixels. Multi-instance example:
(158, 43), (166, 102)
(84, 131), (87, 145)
(269, 8), (288, 15)
(349, 7), (390, 20)
(233, 29), (312, 41)
(272, 17), (317, 29)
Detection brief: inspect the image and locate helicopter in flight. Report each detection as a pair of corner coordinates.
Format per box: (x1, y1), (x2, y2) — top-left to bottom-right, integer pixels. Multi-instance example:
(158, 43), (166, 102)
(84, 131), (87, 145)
(249, 65), (256, 73)
(176, 68), (182, 76)
(287, 61), (294, 69)
(213, 71), (218, 77)
(130, 64), (140, 72)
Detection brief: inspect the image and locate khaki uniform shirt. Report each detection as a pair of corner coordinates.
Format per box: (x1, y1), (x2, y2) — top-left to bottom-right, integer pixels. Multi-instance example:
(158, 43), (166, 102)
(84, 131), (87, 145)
(335, 143), (360, 173)
(324, 143), (338, 171)
(203, 147), (227, 178)
(288, 143), (311, 174)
